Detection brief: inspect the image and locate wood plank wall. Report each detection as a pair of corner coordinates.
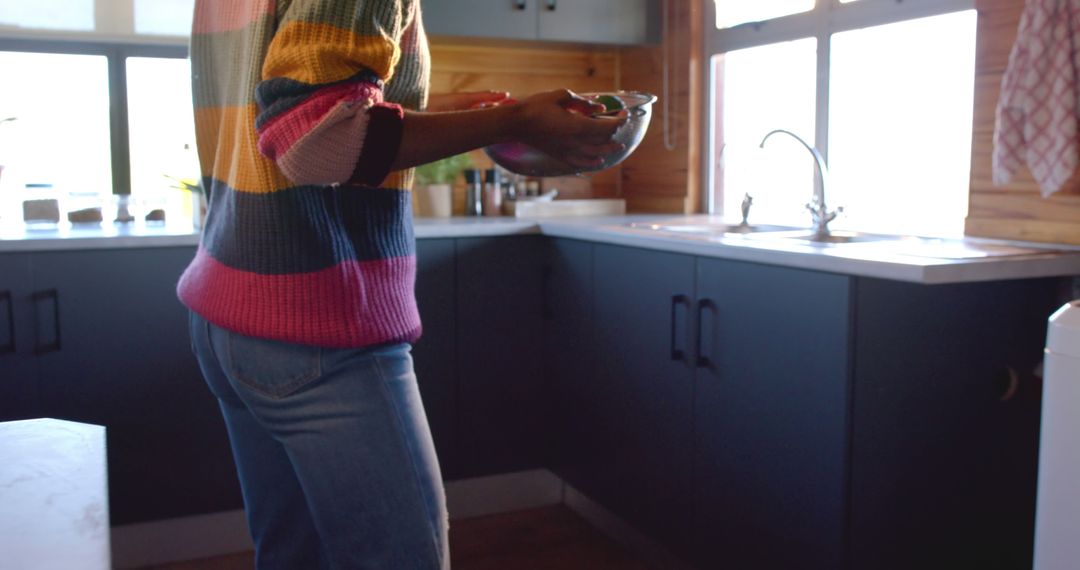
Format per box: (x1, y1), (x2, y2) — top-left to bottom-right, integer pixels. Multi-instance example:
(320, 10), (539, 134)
(966, 0), (1080, 244)
(618, 0), (699, 213)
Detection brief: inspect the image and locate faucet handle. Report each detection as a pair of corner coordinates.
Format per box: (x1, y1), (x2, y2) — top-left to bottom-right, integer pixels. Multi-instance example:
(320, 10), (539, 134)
(740, 193), (753, 226)
(806, 202), (842, 227)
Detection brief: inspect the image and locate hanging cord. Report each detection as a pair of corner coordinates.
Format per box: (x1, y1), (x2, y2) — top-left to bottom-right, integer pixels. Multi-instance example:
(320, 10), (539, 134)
(661, 0), (678, 151)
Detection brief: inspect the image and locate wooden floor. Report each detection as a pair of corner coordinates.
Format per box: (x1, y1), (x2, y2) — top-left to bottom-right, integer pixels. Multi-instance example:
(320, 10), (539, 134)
(146, 505), (649, 570)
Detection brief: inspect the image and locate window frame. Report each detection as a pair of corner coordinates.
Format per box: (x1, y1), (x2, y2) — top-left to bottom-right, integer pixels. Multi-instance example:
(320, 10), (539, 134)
(0, 36), (188, 196)
(701, 0), (976, 215)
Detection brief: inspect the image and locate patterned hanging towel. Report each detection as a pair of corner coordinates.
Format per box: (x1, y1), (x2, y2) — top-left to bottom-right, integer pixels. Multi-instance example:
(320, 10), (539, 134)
(993, 0), (1080, 197)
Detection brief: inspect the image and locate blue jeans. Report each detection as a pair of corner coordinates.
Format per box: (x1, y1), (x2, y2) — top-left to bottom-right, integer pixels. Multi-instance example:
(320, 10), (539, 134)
(189, 312), (449, 570)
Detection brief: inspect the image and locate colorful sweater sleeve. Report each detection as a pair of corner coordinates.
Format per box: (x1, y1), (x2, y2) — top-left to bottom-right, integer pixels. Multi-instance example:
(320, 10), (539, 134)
(254, 0), (407, 187)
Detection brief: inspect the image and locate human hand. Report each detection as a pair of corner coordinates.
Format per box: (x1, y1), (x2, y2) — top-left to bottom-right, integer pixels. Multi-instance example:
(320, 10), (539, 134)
(428, 91), (512, 112)
(508, 89), (628, 169)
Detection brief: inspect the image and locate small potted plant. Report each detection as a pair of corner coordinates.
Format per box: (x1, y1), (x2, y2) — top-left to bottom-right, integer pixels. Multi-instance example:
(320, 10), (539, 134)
(414, 153), (472, 217)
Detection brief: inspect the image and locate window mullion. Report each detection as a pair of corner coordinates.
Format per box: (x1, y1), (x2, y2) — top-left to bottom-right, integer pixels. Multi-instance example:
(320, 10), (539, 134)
(814, 3), (831, 206)
(108, 47), (131, 196)
(815, 29), (831, 199)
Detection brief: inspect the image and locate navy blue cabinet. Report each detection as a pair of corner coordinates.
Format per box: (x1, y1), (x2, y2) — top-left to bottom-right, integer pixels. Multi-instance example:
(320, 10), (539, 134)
(414, 239), (459, 478)
(693, 258), (851, 569)
(0, 247), (242, 525)
(0, 253), (39, 421)
(544, 239), (600, 491)
(455, 236), (547, 477)
(580, 243), (697, 552)
(546, 243), (853, 562)
(850, 277), (1062, 570)
(414, 236), (547, 480)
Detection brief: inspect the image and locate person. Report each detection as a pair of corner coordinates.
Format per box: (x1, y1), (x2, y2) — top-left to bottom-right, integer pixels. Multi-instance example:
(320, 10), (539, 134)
(179, 1), (626, 568)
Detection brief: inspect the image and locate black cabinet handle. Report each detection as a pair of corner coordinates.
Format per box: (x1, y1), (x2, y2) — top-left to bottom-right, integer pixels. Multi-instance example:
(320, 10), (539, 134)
(32, 289), (61, 355)
(670, 294), (689, 362)
(696, 298), (716, 369)
(514, 0), (527, 10)
(545, 0), (557, 11)
(0, 290), (13, 354)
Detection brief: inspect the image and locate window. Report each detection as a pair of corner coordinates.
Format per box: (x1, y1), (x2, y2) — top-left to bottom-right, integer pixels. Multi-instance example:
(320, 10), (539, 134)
(715, 38), (817, 227)
(706, 0), (977, 238)
(127, 56), (199, 222)
(0, 0), (196, 229)
(713, 0), (815, 30)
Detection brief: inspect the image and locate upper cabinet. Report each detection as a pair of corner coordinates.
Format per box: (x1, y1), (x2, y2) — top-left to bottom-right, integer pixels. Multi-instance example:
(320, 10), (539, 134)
(421, 0), (659, 45)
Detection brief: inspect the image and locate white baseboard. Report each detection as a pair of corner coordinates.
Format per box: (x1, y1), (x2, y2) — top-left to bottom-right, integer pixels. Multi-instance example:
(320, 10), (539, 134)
(110, 469), (563, 569)
(444, 468), (563, 520)
(562, 484), (696, 570)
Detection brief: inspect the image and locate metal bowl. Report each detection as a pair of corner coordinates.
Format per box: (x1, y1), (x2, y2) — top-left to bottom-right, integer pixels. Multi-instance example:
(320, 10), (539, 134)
(484, 91), (657, 177)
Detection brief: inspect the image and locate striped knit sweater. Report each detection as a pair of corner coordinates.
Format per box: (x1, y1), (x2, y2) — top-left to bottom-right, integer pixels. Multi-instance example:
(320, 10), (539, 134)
(178, 0), (430, 347)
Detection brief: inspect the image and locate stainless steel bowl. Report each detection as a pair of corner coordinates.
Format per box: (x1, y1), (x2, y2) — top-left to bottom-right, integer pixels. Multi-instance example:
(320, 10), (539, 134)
(484, 91), (657, 177)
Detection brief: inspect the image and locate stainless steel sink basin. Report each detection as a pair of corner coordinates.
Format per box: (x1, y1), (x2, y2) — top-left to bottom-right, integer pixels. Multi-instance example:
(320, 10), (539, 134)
(625, 220), (800, 237)
(623, 219), (1067, 259)
(743, 229), (903, 245)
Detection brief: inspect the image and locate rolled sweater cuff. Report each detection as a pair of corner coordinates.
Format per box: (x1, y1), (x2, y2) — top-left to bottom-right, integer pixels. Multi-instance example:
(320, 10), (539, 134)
(350, 103), (405, 187)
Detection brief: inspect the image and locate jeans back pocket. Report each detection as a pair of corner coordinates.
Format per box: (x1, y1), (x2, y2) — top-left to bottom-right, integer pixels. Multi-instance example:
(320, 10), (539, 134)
(223, 331), (323, 399)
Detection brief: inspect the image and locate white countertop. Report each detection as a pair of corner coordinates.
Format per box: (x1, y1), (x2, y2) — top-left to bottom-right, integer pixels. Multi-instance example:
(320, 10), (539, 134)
(5, 215), (1080, 284)
(0, 220), (201, 251)
(0, 418), (111, 570)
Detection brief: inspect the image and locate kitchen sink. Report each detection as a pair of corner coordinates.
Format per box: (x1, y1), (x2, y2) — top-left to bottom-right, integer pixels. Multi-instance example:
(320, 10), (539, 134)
(623, 219), (1067, 259)
(625, 220), (800, 236)
(742, 229), (903, 245)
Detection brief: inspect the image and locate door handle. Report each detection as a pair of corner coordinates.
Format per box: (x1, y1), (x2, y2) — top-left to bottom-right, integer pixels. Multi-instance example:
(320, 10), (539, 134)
(32, 289), (61, 355)
(545, 0), (557, 11)
(0, 290), (13, 354)
(696, 298), (716, 369)
(670, 294), (690, 362)
(514, 0), (527, 10)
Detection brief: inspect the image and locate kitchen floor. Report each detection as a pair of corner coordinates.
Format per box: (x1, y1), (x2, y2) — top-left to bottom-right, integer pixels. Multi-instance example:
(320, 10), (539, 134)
(144, 505), (649, 570)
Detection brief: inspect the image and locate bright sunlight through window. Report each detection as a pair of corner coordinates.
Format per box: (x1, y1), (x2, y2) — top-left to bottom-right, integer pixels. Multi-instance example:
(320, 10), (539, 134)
(828, 11), (977, 237)
(710, 7), (977, 238)
(716, 39), (817, 227)
(127, 57), (200, 220)
(0, 51), (111, 224)
(714, 0), (814, 29)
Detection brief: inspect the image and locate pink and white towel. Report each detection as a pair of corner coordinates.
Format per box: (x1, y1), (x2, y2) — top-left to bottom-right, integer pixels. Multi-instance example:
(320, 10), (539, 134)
(993, 0), (1080, 197)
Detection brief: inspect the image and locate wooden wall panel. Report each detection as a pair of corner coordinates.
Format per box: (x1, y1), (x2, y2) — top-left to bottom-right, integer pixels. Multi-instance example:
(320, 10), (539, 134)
(617, 0), (698, 214)
(966, 0), (1080, 244)
(425, 37), (620, 215)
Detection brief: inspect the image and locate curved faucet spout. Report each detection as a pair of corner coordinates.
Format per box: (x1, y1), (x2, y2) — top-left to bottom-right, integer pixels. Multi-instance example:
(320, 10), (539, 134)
(759, 129), (839, 239)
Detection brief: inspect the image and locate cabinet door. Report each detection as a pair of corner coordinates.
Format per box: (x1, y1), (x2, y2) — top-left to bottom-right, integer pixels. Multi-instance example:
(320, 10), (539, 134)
(0, 253), (39, 421)
(538, 0), (657, 44)
(591, 244), (695, 551)
(694, 258), (851, 569)
(455, 236), (546, 477)
(33, 248), (241, 525)
(850, 277), (1061, 570)
(414, 239), (459, 479)
(543, 238), (596, 487)
(422, 0), (538, 41)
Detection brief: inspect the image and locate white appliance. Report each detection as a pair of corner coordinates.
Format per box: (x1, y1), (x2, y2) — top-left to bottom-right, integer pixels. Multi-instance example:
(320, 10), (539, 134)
(1034, 300), (1080, 570)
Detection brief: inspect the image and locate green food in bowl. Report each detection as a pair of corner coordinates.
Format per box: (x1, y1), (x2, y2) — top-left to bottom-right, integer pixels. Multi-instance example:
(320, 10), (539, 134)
(593, 94), (625, 112)
(484, 91), (657, 177)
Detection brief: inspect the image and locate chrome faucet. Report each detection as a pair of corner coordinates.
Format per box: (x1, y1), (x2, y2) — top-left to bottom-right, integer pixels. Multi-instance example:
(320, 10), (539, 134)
(759, 129), (841, 240)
